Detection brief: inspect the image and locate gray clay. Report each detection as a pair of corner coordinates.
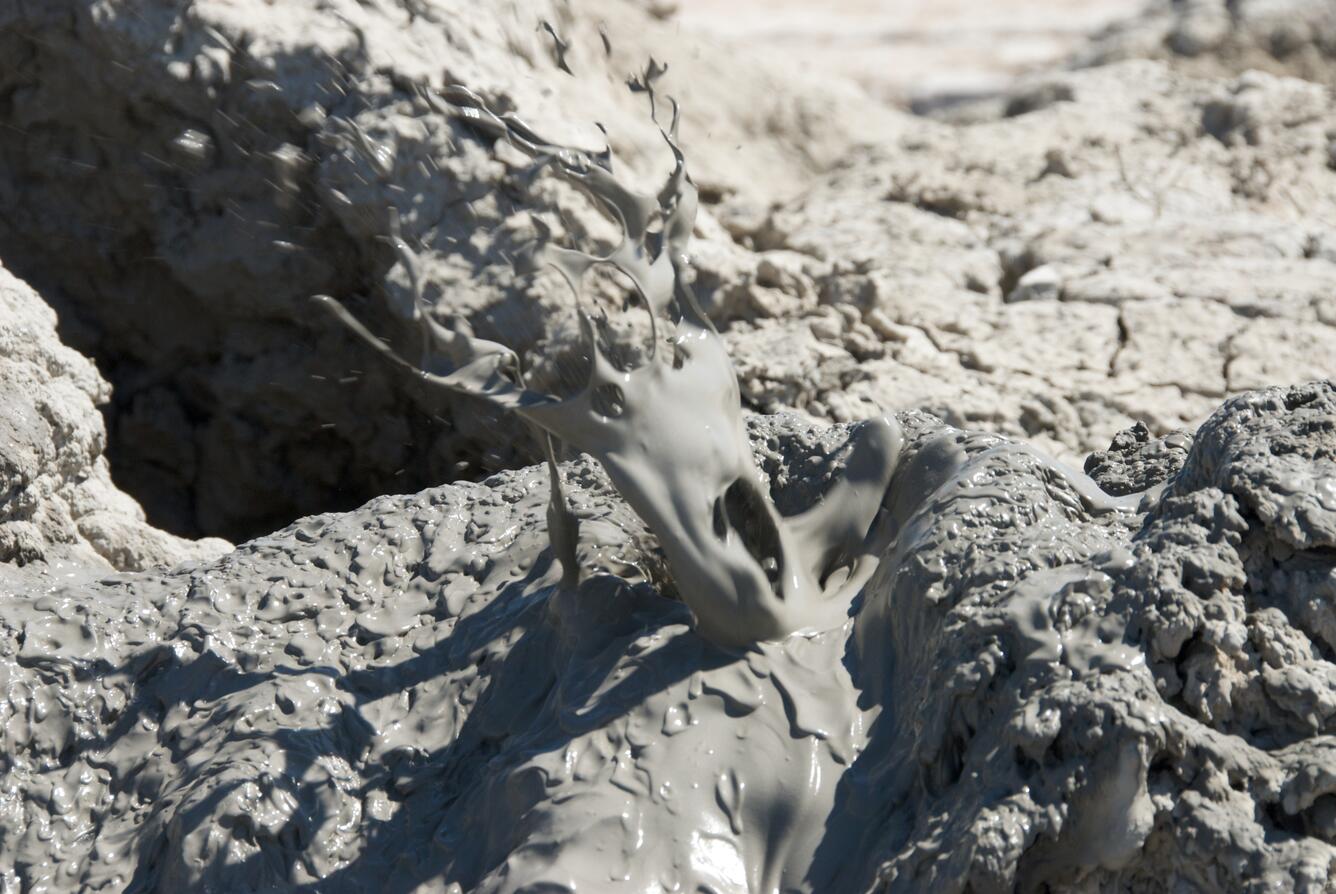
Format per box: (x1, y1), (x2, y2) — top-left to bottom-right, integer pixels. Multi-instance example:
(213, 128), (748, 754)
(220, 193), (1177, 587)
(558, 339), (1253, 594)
(7, 1), (1334, 543)
(2, 385), (1335, 891)
(319, 88), (901, 648)
(1, 1), (1335, 892)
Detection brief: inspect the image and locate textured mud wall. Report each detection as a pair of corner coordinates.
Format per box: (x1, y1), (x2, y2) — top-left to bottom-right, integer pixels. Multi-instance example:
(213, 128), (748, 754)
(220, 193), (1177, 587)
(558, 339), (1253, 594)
(1, 384), (1333, 891)
(4, 1), (1331, 547)
(861, 381), (1336, 891)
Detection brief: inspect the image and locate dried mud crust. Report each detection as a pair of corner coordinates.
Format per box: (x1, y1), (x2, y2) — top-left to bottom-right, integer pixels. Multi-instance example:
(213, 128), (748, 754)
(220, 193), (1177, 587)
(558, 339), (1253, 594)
(1, 384), (1333, 891)
(1076, 0), (1336, 88)
(3, 1), (1330, 549)
(705, 59), (1336, 465)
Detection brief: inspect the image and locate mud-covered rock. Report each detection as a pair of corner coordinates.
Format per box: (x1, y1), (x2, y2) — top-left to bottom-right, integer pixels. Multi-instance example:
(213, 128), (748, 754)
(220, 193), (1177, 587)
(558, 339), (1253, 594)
(859, 382), (1336, 892)
(1084, 421), (1193, 496)
(0, 262), (229, 571)
(1, 385), (1332, 891)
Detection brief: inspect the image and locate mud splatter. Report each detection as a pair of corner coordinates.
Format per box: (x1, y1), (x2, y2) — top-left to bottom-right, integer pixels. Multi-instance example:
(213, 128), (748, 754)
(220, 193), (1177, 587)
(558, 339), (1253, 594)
(319, 87), (902, 648)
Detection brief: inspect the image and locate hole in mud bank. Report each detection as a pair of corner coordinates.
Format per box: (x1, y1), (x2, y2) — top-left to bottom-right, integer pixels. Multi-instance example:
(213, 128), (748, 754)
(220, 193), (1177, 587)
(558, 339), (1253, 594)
(0, 35), (562, 544)
(590, 383), (626, 418)
(1263, 799), (1308, 837)
(694, 183), (727, 205)
(713, 479), (784, 582)
(2, 238), (547, 544)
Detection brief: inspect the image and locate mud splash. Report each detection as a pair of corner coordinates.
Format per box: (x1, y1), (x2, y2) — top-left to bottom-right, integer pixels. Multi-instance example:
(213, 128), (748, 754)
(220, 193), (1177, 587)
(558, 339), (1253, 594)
(318, 88), (901, 648)
(4, 9), (1334, 890)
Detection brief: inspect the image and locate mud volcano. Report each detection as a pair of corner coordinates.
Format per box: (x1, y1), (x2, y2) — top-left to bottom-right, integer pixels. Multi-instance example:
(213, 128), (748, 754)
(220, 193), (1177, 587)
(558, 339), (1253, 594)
(2, 2), (1336, 892)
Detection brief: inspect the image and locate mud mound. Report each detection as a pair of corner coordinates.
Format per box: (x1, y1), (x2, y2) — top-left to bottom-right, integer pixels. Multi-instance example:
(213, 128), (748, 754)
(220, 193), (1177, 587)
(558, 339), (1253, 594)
(865, 380), (1336, 891)
(0, 0), (904, 542)
(0, 261), (228, 570)
(1, 383), (1332, 891)
(1077, 0), (1336, 87)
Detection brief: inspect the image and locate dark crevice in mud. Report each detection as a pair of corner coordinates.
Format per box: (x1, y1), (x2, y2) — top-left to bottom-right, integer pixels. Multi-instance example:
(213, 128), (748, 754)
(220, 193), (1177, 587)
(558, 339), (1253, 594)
(1110, 306), (1131, 377)
(908, 89), (1005, 117)
(717, 478), (785, 580)
(881, 184), (971, 220)
(996, 242), (1042, 301)
(1264, 798), (1310, 838)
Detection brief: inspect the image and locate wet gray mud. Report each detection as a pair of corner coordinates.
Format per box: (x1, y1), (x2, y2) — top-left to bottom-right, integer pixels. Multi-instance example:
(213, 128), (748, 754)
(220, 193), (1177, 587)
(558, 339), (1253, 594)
(3, 384), (1336, 891)
(3, 1), (1336, 892)
(3, 89), (1335, 882)
(318, 85), (901, 648)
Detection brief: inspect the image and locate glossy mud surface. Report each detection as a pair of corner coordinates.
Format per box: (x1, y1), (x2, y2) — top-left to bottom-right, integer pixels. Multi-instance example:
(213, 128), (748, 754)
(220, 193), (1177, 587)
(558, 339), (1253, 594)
(4, 383), (1335, 891)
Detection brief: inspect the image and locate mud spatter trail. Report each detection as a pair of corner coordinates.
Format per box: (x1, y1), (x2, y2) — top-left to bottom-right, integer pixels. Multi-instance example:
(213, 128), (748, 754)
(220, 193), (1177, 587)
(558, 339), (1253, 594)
(318, 86), (901, 649)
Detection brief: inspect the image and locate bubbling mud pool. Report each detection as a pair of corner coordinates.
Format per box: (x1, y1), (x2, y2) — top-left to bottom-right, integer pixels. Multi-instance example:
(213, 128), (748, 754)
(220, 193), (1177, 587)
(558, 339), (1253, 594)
(0, 403), (1176, 893)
